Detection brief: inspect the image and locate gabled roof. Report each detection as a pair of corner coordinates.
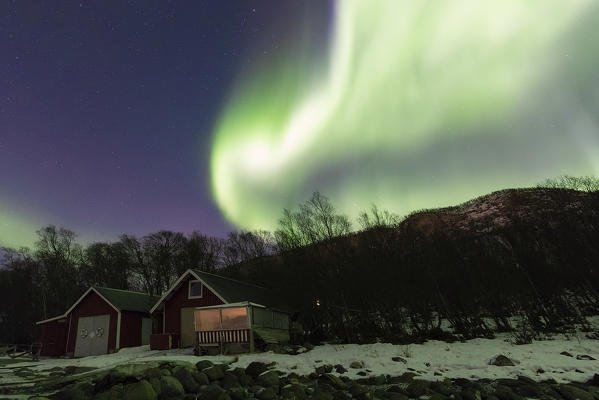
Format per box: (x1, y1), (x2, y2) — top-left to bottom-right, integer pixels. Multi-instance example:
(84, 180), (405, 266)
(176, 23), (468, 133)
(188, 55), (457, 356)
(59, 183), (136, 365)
(149, 269), (290, 313)
(192, 270), (281, 309)
(94, 287), (159, 313)
(36, 286), (157, 324)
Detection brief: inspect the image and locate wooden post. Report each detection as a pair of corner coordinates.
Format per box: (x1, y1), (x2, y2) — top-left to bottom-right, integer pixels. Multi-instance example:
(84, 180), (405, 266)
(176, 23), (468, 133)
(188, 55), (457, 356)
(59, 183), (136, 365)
(247, 305), (254, 353)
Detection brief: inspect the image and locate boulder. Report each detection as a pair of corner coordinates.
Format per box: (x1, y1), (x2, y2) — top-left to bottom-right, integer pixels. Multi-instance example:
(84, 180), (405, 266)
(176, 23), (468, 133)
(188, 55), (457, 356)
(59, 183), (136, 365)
(196, 360), (214, 371)
(349, 361), (365, 369)
(429, 381), (454, 397)
(160, 375), (185, 398)
(123, 380), (157, 400)
(257, 370), (280, 388)
(406, 380), (429, 397)
(315, 364), (334, 375)
(489, 355), (515, 367)
(92, 384), (124, 400)
(576, 354), (596, 360)
(311, 390), (334, 400)
(245, 362), (269, 379)
(334, 364), (347, 374)
(173, 366), (200, 393)
(349, 384), (372, 400)
(229, 387), (250, 400)
(281, 384), (308, 400)
(256, 387), (277, 400)
(494, 385), (522, 400)
(204, 365), (225, 381)
(388, 372), (416, 384)
(557, 385), (594, 400)
(148, 378), (161, 396)
(586, 373), (599, 386)
(192, 370), (209, 386)
(391, 357), (407, 364)
(145, 368), (162, 380)
(385, 393), (408, 400)
(238, 374), (254, 387)
(318, 374), (346, 390)
(560, 351), (573, 357)
(221, 372), (241, 389)
(201, 384), (228, 400)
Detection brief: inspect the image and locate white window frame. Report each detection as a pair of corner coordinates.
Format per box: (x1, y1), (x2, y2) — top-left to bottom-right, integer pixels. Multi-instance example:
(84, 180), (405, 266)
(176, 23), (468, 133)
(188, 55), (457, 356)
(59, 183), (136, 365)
(188, 280), (203, 299)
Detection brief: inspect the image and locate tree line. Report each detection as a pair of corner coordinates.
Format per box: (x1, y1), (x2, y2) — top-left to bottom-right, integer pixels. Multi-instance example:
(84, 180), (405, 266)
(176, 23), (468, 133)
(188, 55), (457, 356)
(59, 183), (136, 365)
(1, 175), (598, 345)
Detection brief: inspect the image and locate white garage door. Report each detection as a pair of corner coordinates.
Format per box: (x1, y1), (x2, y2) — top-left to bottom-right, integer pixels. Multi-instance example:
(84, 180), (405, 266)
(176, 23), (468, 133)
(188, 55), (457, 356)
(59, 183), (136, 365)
(74, 314), (110, 357)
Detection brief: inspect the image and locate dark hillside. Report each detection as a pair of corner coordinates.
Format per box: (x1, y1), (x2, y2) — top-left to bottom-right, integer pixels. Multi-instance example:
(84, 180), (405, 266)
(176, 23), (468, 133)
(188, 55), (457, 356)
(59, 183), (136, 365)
(225, 188), (599, 343)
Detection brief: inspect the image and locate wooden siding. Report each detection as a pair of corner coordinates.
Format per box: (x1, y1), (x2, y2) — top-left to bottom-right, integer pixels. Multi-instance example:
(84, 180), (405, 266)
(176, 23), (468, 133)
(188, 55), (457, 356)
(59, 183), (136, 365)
(163, 276), (224, 338)
(38, 318), (68, 356)
(66, 291), (118, 354)
(119, 311), (144, 348)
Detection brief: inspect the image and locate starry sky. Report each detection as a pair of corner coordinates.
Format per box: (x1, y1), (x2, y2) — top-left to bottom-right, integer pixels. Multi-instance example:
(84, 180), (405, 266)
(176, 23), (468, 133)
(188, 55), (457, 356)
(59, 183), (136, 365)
(2, 1), (599, 248)
(0, 1), (330, 247)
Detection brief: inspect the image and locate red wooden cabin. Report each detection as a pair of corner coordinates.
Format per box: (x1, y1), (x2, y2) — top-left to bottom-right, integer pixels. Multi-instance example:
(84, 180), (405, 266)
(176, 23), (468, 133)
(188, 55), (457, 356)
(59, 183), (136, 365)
(36, 287), (157, 357)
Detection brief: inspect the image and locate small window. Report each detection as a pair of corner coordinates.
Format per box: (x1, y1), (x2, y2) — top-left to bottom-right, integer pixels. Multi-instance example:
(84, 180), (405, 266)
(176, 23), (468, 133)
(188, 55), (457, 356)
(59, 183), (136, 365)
(195, 309), (220, 331)
(188, 280), (203, 299)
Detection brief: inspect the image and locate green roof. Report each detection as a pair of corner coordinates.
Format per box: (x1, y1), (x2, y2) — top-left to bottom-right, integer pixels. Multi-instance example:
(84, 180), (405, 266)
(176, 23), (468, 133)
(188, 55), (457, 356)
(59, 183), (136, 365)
(192, 270), (290, 312)
(94, 287), (159, 313)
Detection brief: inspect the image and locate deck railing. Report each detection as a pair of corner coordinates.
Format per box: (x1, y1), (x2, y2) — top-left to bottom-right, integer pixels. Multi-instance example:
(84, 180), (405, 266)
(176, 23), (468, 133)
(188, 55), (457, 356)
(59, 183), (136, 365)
(197, 329), (250, 345)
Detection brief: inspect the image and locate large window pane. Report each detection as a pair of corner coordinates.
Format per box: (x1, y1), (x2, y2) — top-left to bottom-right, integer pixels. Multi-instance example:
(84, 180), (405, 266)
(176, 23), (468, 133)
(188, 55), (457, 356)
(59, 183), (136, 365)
(194, 309), (220, 331)
(221, 307), (248, 330)
(253, 307), (273, 328)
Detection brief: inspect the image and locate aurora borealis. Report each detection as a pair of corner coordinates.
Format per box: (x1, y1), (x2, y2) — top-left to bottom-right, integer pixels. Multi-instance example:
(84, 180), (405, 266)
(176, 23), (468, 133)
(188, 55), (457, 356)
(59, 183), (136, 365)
(2, 1), (599, 248)
(211, 0), (599, 231)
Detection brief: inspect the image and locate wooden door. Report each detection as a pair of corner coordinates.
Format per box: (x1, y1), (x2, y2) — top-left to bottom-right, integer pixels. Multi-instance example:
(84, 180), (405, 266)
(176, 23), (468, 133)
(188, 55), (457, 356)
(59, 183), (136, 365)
(180, 307), (196, 347)
(74, 314), (109, 357)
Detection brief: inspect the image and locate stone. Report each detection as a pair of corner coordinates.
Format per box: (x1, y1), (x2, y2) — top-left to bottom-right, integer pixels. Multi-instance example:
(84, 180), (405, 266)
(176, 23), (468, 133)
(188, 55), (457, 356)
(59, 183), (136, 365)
(123, 380), (157, 400)
(148, 378), (161, 396)
(229, 387), (250, 400)
(332, 390), (352, 400)
(173, 366), (200, 393)
(429, 382), (454, 396)
(489, 355), (515, 367)
(256, 387), (277, 400)
(406, 380), (429, 397)
(387, 386), (409, 395)
(281, 383), (308, 400)
(245, 362), (269, 379)
(311, 390), (334, 400)
(560, 351), (573, 357)
(145, 368), (162, 380)
(204, 365), (225, 381)
(356, 371), (368, 377)
(315, 364), (334, 375)
(350, 361), (365, 369)
(222, 372), (241, 389)
(391, 356), (407, 363)
(257, 370), (280, 388)
(196, 360), (214, 371)
(460, 387), (481, 400)
(349, 384), (373, 400)
(334, 364), (347, 374)
(494, 385), (522, 400)
(53, 386), (87, 400)
(388, 372), (417, 384)
(318, 374), (347, 390)
(92, 384), (124, 400)
(161, 368), (172, 376)
(238, 374), (254, 387)
(160, 375), (185, 398)
(576, 354), (596, 360)
(201, 384), (228, 400)
(586, 373), (599, 386)
(557, 385), (594, 400)
(385, 393), (408, 400)
(192, 370), (209, 386)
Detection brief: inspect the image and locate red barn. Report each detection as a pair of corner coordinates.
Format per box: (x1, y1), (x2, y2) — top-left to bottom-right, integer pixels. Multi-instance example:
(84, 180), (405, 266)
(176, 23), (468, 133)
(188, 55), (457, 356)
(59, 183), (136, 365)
(36, 287), (157, 357)
(150, 269), (280, 348)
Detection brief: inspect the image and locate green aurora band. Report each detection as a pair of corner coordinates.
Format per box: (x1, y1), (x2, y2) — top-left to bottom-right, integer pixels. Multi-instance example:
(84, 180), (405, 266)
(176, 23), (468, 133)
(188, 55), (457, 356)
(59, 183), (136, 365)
(211, 1), (599, 231)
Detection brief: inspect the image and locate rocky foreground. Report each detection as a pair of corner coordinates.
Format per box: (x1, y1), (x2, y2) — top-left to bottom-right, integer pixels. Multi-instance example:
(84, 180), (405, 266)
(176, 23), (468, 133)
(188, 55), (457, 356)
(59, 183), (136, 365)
(11, 357), (599, 400)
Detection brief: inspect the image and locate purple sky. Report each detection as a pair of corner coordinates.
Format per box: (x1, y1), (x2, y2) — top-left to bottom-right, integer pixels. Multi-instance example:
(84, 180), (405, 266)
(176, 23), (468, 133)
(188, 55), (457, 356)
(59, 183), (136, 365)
(0, 1), (330, 245)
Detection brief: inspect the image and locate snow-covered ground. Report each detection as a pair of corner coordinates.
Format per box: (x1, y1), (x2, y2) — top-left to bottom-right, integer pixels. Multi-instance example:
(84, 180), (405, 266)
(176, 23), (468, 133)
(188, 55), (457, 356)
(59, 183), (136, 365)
(1, 332), (598, 385)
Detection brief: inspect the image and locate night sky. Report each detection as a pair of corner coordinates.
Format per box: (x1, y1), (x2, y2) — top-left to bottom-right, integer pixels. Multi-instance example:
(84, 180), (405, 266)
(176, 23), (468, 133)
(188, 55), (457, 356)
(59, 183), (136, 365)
(0, 1), (330, 247)
(2, 1), (599, 249)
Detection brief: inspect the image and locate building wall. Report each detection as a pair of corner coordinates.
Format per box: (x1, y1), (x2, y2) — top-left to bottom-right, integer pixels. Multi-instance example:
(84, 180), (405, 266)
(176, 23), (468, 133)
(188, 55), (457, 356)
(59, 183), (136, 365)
(38, 318), (68, 356)
(119, 311), (145, 348)
(66, 291), (118, 354)
(163, 276), (224, 337)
